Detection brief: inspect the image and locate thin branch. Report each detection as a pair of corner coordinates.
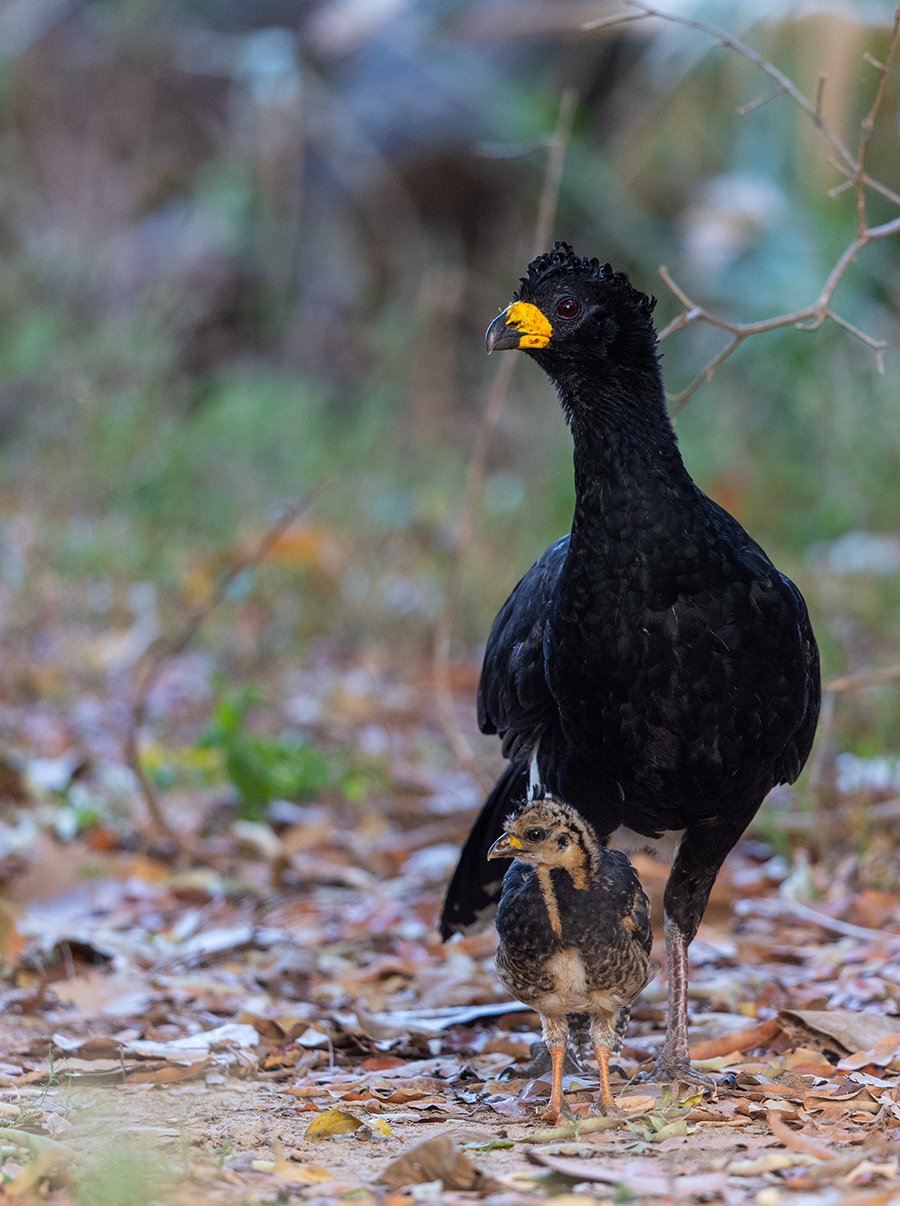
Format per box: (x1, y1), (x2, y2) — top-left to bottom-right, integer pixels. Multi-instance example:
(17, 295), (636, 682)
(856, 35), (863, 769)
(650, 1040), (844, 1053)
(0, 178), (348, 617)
(736, 85), (787, 117)
(431, 358), (517, 773)
(854, 6), (900, 230)
(432, 89), (577, 774)
(826, 310), (886, 368)
(814, 73), (826, 125)
(658, 212), (894, 401)
(125, 484), (330, 839)
(593, 0), (860, 173)
(669, 333), (743, 416)
(450, 90), (578, 570)
(581, 9), (650, 34)
(825, 665), (900, 694)
(591, 1), (899, 403)
(827, 155), (900, 208)
(745, 897), (900, 946)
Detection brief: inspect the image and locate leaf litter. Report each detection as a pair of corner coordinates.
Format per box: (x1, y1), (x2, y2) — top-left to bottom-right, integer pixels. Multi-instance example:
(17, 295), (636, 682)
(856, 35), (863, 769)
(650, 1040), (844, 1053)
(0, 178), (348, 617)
(2, 587), (900, 1201)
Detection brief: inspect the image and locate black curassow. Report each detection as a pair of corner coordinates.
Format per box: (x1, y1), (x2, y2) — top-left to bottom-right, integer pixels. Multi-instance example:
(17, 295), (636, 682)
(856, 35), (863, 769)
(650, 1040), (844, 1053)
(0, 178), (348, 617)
(441, 243), (820, 1082)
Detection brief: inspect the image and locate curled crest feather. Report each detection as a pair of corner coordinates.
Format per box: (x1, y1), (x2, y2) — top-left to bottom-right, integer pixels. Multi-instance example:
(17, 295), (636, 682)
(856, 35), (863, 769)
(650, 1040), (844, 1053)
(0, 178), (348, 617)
(516, 240), (657, 320)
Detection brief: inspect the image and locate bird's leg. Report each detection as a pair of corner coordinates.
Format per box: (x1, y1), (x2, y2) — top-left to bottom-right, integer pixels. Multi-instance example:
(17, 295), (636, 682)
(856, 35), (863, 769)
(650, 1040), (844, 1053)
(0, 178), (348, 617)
(521, 1013), (589, 1079)
(651, 912), (713, 1087)
(539, 1015), (569, 1121)
(589, 1016), (618, 1113)
(594, 1045), (614, 1112)
(544, 1045), (566, 1121)
(647, 826), (742, 1087)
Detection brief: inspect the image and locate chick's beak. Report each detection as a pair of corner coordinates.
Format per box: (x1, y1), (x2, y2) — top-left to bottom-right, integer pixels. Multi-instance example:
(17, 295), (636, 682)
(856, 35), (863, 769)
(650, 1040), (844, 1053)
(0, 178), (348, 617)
(487, 831), (523, 860)
(485, 301), (552, 354)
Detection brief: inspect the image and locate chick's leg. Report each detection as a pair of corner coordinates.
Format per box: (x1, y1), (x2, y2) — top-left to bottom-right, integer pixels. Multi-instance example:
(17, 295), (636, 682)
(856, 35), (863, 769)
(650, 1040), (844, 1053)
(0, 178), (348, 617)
(539, 1014), (569, 1121)
(589, 1016), (617, 1113)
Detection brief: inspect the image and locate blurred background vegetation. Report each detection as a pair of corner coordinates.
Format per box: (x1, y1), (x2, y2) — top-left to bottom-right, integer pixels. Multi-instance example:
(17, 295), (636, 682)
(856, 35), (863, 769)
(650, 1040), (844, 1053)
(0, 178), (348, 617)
(0, 0), (897, 814)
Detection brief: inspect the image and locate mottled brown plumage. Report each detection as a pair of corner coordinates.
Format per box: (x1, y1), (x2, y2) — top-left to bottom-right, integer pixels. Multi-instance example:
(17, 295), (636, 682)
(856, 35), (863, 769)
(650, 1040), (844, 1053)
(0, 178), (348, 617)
(488, 795), (652, 1120)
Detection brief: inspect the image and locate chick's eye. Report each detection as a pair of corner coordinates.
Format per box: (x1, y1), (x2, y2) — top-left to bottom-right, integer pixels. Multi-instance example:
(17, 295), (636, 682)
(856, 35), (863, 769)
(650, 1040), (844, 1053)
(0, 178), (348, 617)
(556, 297), (580, 319)
(524, 827), (545, 843)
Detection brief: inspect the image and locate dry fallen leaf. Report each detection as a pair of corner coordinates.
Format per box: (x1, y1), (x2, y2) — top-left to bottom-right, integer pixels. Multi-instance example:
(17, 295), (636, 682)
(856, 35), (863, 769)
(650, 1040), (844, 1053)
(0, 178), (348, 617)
(51, 1022), (260, 1062)
(251, 1139), (333, 1184)
(783, 1010), (900, 1055)
(839, 1034), (900, 1072)
(50, 970), (153, 1017)
(526, 1151), (729, 1197)
(379, 1134), (500, 1192)
(729, 1152), (811, 1175)
(304, 1109), (364, 1139)
(0, 1127), (71, 1198)
(689, 1017), (782, 1061)
(52, 1058), (210, 1086)
(767, 1109), (838, 1160)
(0, 901), (24, 966)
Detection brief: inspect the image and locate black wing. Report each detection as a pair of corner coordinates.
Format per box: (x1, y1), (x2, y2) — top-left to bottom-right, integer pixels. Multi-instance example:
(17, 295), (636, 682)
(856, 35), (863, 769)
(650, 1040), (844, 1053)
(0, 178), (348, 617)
(772, 571), (820, 784)
(706, 499), (821, 787)
(477, 536), (568, 761)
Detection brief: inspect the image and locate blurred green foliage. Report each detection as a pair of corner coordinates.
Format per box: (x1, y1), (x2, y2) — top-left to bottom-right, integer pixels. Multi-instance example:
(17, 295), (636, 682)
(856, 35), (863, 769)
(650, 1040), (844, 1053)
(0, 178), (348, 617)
(75, 1138), (172, 1206)
(200, 684), (380, 818)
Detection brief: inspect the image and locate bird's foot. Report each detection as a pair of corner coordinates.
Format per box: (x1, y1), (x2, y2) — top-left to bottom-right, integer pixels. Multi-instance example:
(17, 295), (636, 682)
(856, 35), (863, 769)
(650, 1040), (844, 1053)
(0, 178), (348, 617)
(537, 1102), (565, 1124)
(639, 1058), (715, 1092)
(589, 1098), (623, 1117)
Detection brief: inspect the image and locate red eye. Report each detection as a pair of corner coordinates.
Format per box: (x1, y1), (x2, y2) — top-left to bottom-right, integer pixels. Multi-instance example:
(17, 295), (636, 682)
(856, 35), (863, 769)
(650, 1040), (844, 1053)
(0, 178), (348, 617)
(556, 297), (580, 319)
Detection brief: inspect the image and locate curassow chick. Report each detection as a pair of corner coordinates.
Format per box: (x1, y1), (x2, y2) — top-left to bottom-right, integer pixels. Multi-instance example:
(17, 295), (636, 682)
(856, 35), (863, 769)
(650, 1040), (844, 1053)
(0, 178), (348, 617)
(488, 795), (652, 1121)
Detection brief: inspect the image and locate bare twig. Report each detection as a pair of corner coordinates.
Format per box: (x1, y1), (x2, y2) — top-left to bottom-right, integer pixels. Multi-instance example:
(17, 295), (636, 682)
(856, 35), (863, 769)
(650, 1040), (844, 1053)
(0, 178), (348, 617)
(741, 897), (900, 946)
(736, 85), (787, 117)
(814, 73), (826, 125)
(825, 664), (900, 694)
(588, 0), (860, 170)
(588, 1), (899, 406)
(532, 91), (579, 261)
(432, 90), (577, 775)
(655, 210), (898, 411)
(432, 355), (517, 772)
(854, 7), (900, 227)
(826, 157), (900, 208)
(125, 484), (329, 839)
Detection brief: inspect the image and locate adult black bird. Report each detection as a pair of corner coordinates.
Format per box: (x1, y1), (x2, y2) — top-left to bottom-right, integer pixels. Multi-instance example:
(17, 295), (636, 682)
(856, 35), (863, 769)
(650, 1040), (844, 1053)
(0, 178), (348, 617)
(488, 795), (653, 1120)
(440, 242), (820, 1083)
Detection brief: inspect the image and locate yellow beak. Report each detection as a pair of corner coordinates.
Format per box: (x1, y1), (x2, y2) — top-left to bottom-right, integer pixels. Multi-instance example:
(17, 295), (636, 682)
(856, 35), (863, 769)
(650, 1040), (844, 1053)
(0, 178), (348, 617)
(485, 302), (552, 353)
(487, 831), (524, 859)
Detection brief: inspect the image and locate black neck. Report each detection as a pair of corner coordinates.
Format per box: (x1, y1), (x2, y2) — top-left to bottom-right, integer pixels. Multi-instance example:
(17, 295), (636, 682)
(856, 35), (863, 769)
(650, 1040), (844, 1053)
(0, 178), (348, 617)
(547, 353), (688, 484)
(530, 341), (704, 570)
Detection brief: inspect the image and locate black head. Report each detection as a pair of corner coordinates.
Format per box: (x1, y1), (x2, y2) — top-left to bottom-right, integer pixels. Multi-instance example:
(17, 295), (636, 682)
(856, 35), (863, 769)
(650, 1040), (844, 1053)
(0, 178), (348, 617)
(485, 243), (672, 444)
(485, 242), (657, 365)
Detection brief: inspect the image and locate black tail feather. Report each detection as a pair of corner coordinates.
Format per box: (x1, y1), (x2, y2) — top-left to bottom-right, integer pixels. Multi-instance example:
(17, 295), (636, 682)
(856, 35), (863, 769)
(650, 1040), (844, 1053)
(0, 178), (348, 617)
(440, 761), (528, 938)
